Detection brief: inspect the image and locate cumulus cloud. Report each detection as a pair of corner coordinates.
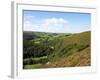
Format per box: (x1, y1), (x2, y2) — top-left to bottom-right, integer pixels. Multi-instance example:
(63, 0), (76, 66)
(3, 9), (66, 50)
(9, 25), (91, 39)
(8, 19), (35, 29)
(24, 17), (69, 33)
(24, 15), (40, 31)
(24, 15), (35, 22)
(41, 18), (68, 28)
(24, 21), (39, 31)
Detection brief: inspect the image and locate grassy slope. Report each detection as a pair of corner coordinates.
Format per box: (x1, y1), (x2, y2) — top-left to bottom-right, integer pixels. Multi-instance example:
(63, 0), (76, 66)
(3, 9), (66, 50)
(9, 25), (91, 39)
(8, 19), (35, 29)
(23, 31), (91, 69)
(24, 47), (90, 69)
(47, 31), (90, 60)
(42, 47), (90, 68)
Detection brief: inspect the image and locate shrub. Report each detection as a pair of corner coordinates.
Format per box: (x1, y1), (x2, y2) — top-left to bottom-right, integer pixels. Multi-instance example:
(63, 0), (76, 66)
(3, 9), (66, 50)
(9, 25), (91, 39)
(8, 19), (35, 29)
(23, 58), (33, 65)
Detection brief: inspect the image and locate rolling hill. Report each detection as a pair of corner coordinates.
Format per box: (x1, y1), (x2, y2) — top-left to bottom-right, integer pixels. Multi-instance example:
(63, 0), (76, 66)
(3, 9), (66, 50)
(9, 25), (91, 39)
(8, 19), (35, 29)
(23, 31), (91, 69)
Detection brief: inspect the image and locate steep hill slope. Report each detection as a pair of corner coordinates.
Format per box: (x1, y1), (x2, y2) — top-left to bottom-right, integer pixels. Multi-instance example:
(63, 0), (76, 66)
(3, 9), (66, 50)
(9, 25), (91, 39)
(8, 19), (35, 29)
(23, 31), (91, 69)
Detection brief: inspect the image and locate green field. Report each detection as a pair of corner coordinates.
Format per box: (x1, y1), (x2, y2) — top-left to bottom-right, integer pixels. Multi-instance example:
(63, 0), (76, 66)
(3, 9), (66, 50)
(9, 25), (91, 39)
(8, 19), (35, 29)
(23, 31), (91, 69)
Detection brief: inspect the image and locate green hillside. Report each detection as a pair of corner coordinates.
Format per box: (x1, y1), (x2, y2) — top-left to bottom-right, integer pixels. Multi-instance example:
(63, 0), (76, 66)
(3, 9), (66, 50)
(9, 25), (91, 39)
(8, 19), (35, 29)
(23, 31), (91, 69)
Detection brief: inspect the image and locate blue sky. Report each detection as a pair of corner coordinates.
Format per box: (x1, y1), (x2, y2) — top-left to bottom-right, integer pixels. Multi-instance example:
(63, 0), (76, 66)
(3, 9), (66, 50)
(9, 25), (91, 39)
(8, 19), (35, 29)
(23, 10), (91, 33)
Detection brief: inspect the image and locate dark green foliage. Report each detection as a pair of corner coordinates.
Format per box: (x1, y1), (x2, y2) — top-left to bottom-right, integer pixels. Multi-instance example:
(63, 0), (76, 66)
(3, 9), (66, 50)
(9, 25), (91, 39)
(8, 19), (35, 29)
(23, 58), (33, 65)
(23, 56), (48, 68)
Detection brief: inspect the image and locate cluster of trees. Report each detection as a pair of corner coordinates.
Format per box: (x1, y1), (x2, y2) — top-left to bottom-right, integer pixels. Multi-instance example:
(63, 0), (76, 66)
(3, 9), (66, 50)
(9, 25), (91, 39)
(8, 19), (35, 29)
(23, 40), (54, 59)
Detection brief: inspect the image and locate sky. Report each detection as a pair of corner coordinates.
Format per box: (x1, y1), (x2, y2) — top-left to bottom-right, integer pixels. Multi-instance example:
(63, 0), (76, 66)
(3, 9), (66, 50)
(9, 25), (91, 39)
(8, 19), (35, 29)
(23, 10), (91, 33)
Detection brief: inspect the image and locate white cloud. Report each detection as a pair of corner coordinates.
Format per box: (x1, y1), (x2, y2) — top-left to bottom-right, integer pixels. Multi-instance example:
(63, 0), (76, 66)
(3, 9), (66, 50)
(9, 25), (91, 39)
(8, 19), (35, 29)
(24, 15), (40, 31)
(24, 15), (35, 22)
(41, 18), (68, 28)
(24, 21), (41, 31)
(24, 17), (69, 33)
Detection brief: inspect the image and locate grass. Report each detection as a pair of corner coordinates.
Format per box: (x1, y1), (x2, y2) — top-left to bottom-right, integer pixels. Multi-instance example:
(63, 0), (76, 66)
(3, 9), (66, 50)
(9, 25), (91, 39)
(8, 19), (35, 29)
(38, 47), (91, 68)
(24, 64), (42, 69)
(23, 31), (91, 69)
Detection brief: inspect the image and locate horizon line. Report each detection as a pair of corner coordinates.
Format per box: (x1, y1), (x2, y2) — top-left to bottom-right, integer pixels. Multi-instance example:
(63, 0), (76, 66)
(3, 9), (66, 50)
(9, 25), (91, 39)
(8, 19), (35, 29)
(23, 30), (91, 34)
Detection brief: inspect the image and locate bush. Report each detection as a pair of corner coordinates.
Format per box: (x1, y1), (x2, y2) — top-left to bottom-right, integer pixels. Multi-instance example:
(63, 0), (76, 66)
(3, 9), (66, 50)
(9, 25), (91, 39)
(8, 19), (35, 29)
(23, 58), (33, 65)
(23, 56), (48, 66)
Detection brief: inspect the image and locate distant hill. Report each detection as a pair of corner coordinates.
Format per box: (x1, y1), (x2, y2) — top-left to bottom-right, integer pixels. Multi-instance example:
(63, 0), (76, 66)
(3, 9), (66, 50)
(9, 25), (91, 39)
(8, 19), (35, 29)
(23, 31), (91, 69)
(23, 31), (72, 40)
